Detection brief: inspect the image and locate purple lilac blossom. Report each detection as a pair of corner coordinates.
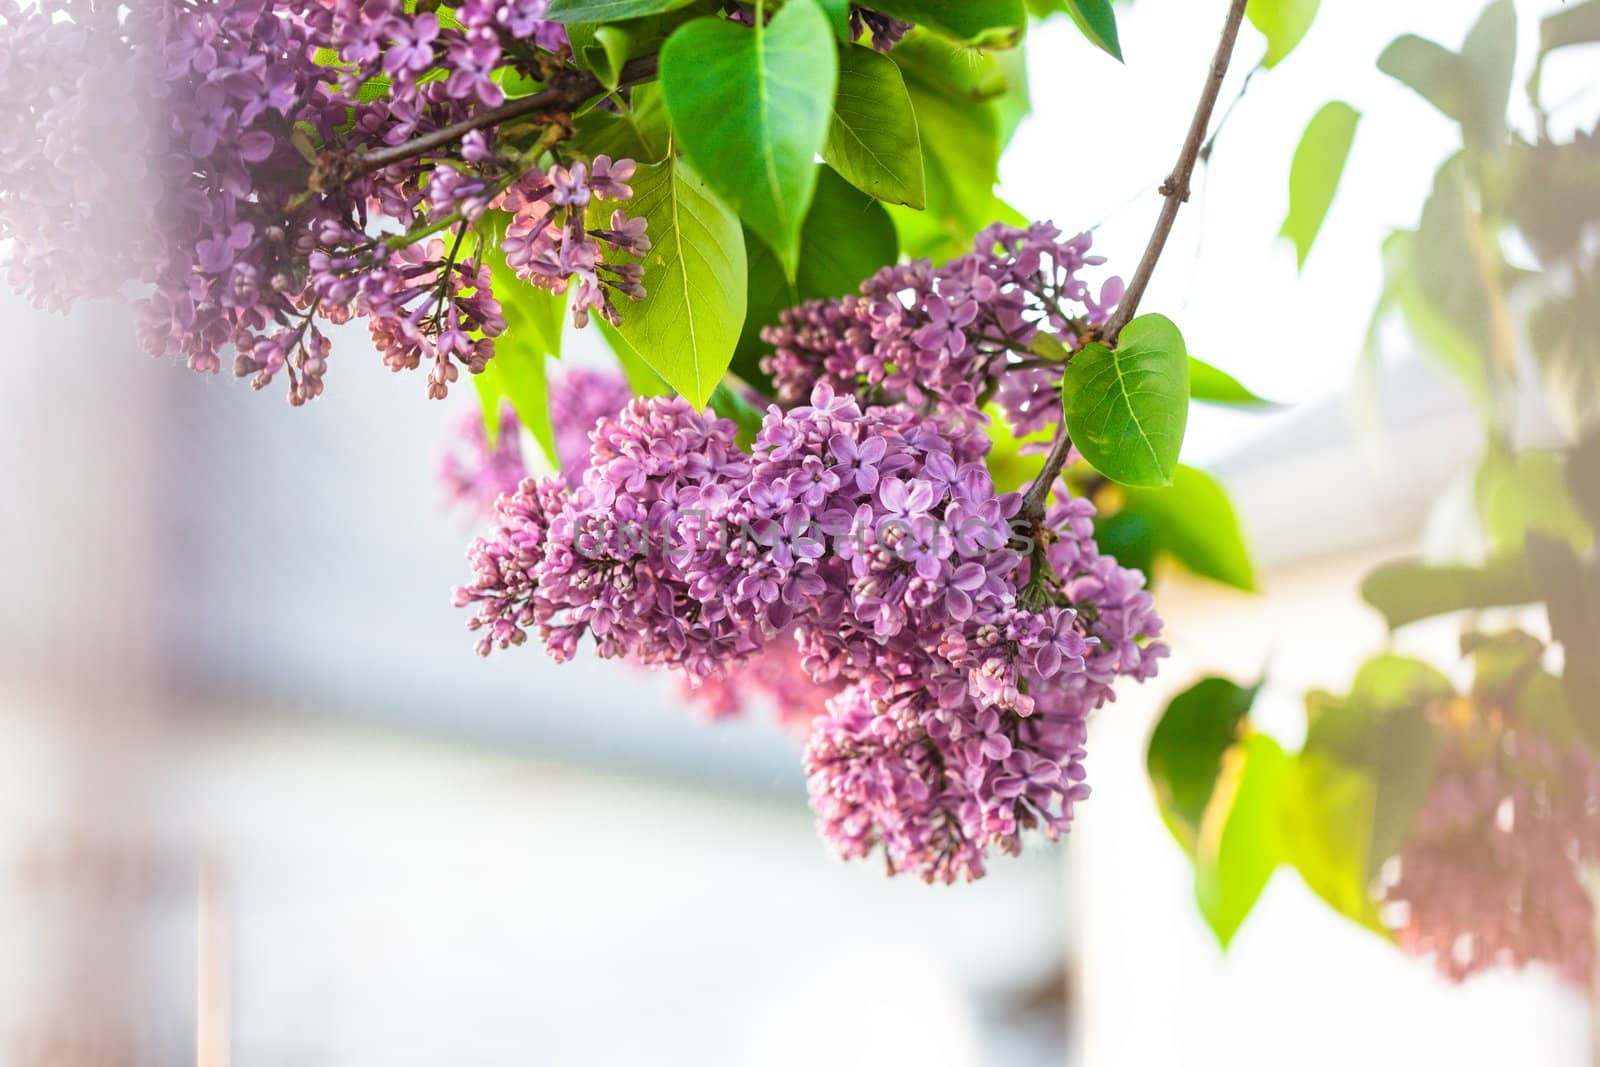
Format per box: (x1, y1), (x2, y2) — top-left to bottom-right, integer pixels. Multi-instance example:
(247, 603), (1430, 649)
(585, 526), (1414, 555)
(762, 222), (1123, 438)
(455, 384), (1167, 882)
(1381, 703), (1600, 986)
(0, 0), (637, 405)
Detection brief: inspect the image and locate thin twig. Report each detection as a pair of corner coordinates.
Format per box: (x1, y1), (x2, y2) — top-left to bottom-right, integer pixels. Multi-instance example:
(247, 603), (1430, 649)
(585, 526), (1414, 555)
(347, 55), (660, 177)
(1020, 0), (1252, 526)
(1198, 62), (1260, 165)
(1102, 0), (1251, 345)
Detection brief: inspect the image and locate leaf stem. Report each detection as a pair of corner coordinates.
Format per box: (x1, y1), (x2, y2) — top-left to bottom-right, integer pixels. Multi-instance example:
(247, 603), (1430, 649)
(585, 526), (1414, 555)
(1021, 0), (1251, 526)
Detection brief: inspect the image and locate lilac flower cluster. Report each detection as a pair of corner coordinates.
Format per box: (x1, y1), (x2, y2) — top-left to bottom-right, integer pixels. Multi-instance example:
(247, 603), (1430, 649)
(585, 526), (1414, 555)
(442, 363), (841, 727)
(455, 384), (1166, 881)
(0, 0), (640, 404)
(763, 223), (1125, 437)
(1381, 704), (1600, 986)
(501, 158), (649, 328)
(0, 0), (162, 312)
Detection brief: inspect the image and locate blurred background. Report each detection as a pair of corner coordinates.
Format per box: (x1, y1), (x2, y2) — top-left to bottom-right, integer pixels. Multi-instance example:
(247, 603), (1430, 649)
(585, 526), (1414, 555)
(1, 1), (1597, 1064)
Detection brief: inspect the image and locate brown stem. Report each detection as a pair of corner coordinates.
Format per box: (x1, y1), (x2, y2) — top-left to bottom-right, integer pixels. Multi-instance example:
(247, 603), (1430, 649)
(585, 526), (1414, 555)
(348, 55), (660, 177)
(1102, 0), (1250, 344)
(1019, 426), (1077, 526)
(1021, 0), (1251, 525)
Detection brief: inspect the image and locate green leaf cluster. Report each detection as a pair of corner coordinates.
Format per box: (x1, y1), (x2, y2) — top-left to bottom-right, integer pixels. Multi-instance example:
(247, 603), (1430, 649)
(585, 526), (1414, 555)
(1148, 660), (1454, 948)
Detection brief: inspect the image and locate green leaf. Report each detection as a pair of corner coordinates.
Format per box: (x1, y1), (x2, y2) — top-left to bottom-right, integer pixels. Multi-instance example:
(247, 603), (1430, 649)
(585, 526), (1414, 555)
(1280, 101), (1359, 269)
(1506, 138), (1600, 266)
(1530, 273), (1600, 437)
(1247, 0), (1320, 68)
(1284, 753), (1386, 932)
(1339, 655), (1455, 713)
(818, 0), (852, 40)
(1462, 631), (1579, 745)
(1195, 733), (1289, 949)
(863, 0), (1026, 47)
(1360, 554), (1539, 630)
(1061, 0), (1122, 61)
(791, 165), (901, 303)
(484, 253), (568, 463)
(568, 23), (629, 88)
(544, 0), (698, 22)
(709, 382), (767, 448)
(1117, 465), (1258, 591)
(1526, 533), (1600, 750)
(887, 29), (1010, 259)
(1540, 0), (1600, 54)
(1412, 157), (1504, 392)
(1458, 0), (1515, 151)
(1476, 447), (1594, 555)
(1188, 356), (1278, 409)
(1377, 2), (1514, 150)
(823, 45), (926, 209)
(1378, 35), (1466, 122)
(1148, 676), (1261, 856)
(608, 155), (747, 407)
(733, 164), (900, 384)
(1301, 656), (1450, 885)
(1569, 430), (1600, 531)
(1092, 508), (1156, 577)
(571, 84), (672, 163)
(1061, 314), (1190, 488)
(1364, 229), (1489, 414)
(596, 318), (674, 396)
(659, 0), (838, 278)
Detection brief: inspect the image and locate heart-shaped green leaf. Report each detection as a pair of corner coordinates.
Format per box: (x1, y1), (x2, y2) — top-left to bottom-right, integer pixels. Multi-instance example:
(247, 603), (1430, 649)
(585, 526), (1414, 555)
(607, 156), (747, 407)
(823, 44), (925, 209)
(1062, 313), (1190, 487)
(659, 0), (838, 279)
